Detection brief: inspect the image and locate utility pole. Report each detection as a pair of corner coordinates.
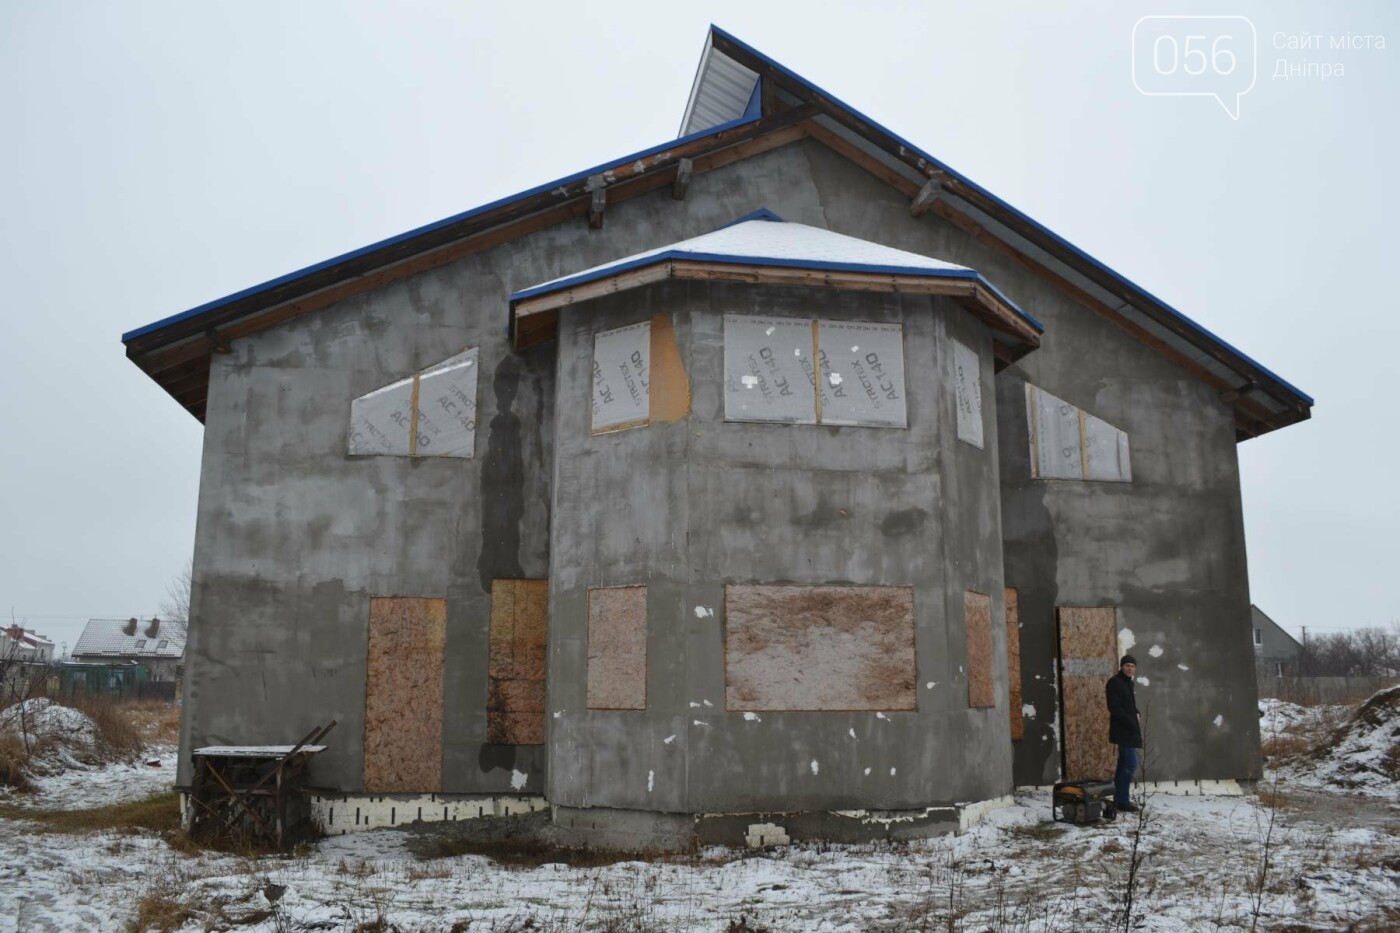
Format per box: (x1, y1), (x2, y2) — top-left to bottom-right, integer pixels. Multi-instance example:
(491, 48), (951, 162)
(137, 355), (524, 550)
(1301, 626), (1308, 677)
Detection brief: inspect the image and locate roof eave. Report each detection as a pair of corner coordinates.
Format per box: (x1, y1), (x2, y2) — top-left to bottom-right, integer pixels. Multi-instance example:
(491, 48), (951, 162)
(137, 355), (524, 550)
(124, 105), (821, 421)
(510, 253), (1042, 356)
(701, 26), (1313, 437)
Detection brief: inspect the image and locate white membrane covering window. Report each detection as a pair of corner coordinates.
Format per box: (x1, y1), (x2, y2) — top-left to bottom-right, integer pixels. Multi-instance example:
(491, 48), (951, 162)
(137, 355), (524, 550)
(951, 338), (983, 449)
(349, 348), (479, 458)
(1025, 384), (1131, 482)
(817, 321), (907, 428)
(592, 321), (651, 432)
(723, 316), (816, 424)
(724, 315), (906, 428)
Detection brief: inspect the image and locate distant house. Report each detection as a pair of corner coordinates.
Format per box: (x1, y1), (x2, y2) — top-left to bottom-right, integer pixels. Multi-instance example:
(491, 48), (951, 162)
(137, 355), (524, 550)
(1, 625), (55, 664)
(2, 626), (56, 694)
(1252, 605), (1302, 678)
(72, 618), (187, 683)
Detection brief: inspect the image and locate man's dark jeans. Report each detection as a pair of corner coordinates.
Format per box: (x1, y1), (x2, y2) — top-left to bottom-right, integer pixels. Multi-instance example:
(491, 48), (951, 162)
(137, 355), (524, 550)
(1114, 744), (1139, 806)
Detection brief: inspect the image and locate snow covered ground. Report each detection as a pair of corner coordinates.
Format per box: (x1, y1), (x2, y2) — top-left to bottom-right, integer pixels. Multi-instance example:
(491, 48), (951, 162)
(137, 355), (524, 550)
(1262, 688), (1400, 798)
(1, 695), (1397, 932)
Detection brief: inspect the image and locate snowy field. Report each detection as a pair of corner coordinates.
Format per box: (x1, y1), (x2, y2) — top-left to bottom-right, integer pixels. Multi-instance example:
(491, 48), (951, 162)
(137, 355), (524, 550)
(1, 694), (1397, 932)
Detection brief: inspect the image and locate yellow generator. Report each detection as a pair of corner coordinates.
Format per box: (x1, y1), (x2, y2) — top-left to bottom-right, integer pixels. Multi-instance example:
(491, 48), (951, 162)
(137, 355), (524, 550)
(1052, 780), (1117, 824)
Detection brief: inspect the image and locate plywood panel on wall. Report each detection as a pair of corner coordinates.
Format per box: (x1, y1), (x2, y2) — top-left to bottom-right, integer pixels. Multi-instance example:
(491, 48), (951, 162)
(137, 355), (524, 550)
(965, 591), (996, 709)
(587, 586), (648, 710)
(725, 585), (916, 711)
(1006, 587), (1023, 739)
(488, 579), (549, 745)
(1057, 606), (1119, 781)
(364, 597), (446, 792)
(648, 313), (691, 423)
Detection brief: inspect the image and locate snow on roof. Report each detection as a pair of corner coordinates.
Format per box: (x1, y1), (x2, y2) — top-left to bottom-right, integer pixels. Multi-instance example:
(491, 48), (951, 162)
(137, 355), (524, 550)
(517, 214), (975, 298)
(193, 745), (328, 758)
(3, 627), (54, 648)
(511, 214), (1039, 334)
(72, 619), (187, 660)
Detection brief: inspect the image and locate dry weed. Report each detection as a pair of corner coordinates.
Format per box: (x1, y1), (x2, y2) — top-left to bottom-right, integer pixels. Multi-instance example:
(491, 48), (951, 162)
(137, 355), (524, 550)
(116, 700), (182, 745)
(0, 791), (181, 835)
(0, 731), (38, 791)
(129, 889), (200, 933)
(64, 694), (146, 761)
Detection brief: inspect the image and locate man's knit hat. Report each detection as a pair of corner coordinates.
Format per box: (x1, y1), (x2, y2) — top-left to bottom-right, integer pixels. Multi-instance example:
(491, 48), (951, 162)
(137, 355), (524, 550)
(1120, 654), (1138, 667)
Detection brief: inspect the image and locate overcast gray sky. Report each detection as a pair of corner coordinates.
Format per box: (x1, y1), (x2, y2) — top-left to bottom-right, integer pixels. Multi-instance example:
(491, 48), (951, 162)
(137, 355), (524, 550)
(2, 1), (1395, 652)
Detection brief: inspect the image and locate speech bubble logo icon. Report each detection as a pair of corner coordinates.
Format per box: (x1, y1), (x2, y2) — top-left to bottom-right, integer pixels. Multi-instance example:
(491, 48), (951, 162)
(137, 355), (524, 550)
(1132, 15), (1257, 120)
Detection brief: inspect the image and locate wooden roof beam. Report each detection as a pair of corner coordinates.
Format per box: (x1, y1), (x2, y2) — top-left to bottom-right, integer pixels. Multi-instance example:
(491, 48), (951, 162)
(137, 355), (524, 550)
(672, 158), (693, 200)
(909, 176), (944, 218)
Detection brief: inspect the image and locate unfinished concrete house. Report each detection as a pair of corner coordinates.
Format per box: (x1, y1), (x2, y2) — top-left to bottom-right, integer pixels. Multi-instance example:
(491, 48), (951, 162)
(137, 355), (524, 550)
(122, 28), (1312, 848)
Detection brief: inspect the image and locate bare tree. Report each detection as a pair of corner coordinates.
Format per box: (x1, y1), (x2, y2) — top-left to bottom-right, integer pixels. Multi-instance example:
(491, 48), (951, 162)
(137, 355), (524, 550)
(1117, 702), (1155, 933)
(159, 562), (193, 622)
(1298, 626), (1400, 677)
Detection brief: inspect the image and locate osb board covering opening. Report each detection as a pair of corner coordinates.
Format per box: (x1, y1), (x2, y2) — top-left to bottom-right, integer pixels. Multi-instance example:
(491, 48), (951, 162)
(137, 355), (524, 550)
(488, 580), (548, 745)
(587, 586), (647, 710)
(364, 597), (446, 792)
(649, 313), (691, 423)
(1006, 587), (1024, 739)
(725, 585), (916, 711)
(1057, 606), (1119, 781)
(965, 591), (996, 709)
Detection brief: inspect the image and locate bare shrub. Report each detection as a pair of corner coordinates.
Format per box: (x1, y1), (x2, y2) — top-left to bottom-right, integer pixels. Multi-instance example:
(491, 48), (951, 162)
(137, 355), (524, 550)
(63, 693), (146, 762)
(117, 699), (182, 745)
(0, 730), (37, 792)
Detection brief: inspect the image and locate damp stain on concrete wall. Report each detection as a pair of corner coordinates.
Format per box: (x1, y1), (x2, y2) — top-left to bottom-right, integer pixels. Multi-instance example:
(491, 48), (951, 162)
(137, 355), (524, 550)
(487, 579), (549, 745)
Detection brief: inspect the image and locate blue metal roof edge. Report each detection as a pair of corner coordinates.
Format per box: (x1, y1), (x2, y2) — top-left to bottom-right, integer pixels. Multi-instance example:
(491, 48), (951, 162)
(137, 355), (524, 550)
(708, 25), (1311, 406)
(510, 246), (1043, 334)
(744, 78), (763, 119)
(719, 208), (785, 227)
(121, 111), (766, 344)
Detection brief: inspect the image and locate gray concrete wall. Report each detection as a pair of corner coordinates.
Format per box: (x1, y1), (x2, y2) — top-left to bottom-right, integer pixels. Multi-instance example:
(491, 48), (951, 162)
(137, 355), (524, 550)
(546, 280), (1010, 814)
(792, 141), (1261, 787)
(181, 133), (1262, 795)
(180, 140), (839, 792)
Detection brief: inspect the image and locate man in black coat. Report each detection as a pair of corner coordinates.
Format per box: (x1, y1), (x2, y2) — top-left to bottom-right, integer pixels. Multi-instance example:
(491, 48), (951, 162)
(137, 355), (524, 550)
(1106, 654), (1142, 812)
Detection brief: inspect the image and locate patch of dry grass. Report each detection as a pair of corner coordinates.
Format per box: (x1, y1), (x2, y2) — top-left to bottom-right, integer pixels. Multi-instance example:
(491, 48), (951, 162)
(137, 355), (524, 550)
(0, 791), (181, 835)
(63, 694), (147, 761)
(130, 889), (200, 933)
(413, 832), (669, 868)
(116, 700), (182, 745)
(1260, 733), (1311, 761)
(0, 731), (38, 792)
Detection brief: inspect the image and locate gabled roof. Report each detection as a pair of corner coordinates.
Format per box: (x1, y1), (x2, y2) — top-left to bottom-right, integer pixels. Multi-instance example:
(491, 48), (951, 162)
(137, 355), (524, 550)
(72, 618), (187, 660)
(1250, 605), (1302, 650)
(121, 26), (1311, 440)
(511, 212), (1041, 358)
